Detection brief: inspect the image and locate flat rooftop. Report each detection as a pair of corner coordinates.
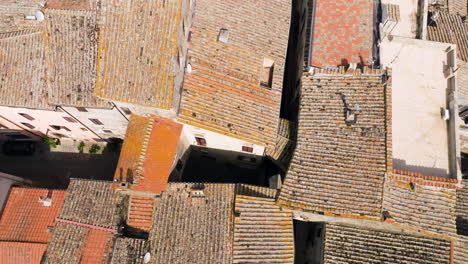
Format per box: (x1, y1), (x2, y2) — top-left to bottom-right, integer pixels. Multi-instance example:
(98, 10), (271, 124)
(381, 36), (454, 177)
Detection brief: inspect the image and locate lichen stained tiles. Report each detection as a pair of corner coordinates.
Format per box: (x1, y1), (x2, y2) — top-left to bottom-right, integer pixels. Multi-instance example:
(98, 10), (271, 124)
(95, 0), (183, 109)
(178, 0), (291, 147)
(278, 69), (389, 217)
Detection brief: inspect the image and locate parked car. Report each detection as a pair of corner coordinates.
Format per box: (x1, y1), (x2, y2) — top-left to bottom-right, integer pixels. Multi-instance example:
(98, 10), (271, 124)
(2, 141), (36, 156)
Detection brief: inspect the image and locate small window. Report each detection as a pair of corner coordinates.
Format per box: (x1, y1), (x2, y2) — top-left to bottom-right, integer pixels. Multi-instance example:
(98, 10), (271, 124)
(218, 28), (229, 44)
(260, 58), (274, 88)
(21, 122), (35, 129)
(50, 125), (61, 131)
(19, 113), (34, 121)
(94, 138), (106, 142)
(195, 137), (206, 146)
(63, 116), (77, 123)
(80, 127), (88, 131)
(76, 107), (88, 112)
(61, 126), (71, 132)
(242, 145), (254, 153)
(89, 118), (104, 125)
(121, 107), (131, 115)
(53, 133), (67, 138)
(103, 130), (113, 133)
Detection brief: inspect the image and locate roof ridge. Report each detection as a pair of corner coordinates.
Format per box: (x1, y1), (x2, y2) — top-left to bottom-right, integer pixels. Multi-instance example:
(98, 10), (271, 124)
(0, 29), (42, 40)
(133, 117), (156, 184)
(45, 8), (95, 15)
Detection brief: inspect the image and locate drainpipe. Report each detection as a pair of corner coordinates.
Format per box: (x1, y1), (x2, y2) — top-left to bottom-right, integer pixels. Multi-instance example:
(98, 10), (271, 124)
(112, 102), (129, 121)
(57, 106), (105, 142)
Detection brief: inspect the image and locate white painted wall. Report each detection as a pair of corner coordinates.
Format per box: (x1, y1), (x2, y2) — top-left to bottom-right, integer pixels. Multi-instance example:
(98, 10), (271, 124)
(0, 106), (97, 141)
(62, 105), (128, 139)
(181, 124), (265, 155)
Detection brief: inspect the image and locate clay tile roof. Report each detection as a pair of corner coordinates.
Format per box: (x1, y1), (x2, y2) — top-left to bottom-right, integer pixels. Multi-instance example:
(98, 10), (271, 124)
(57, 179), (122, 229)
(109, 237), (148, 264)
(0, 241), (47, 264)
(454, 235), (468, 264)
(114, 115), (182, 194)
(43, 8), (111, 108)
(233, 195), (294, 264)
(45, 0), (99, 11)
(44, 222), (114, 264)
(382, 176), (458, 236)
(178, 0), (291, 147)
(94, 0), (184, 109)
(456, 180), (468, 236)
(307, 0), (374, 67)
(427, 10), (468, 62)
(0, 1), (44, 33)
(278, 70), (389, 217)
(0, 187), (65, 243)
(0, 30), (52, 109)
(323, 223), (452, 263)
(149, 183), (236, 264)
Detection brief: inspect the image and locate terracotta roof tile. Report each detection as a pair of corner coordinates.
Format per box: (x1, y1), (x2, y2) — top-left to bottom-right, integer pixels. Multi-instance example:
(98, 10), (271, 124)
(178, 0), (291, 147)
(454, 236), (468, 264)
(110, 237), (148, 264)
(323, 223), (452, 264)
(45, 0), (99, 11)
(58, 179), (121, 229)
(382, 177), (458, 236)
(0, 241), (47, 264)
(44, 222), (114, 264)
(427, 10), (468, 62)
(114, 115), (182, 194)
(233, 195), (294, 263)
(0, 1), (44, 33)
(149, 183), (236, 264)
(0, 187), (65, 243)
(308, 0), (374, 67)
(44, 8), (111, 108)
(456, 180), (468, 236)
(0, 30), (52, 109)
(278, 70), (389, 217)
(95, 0), (184, 109)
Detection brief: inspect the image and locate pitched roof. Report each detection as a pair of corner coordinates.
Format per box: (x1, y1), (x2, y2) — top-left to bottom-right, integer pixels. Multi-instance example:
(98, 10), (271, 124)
(427, 10), (468, 62)
(307, 0), (374, 67)
(0, 187), (65, 243)
(278, 69), (389, 217)
(233, 195), (294, 264)
(0, 242), (47, 264)
(456, 180), (468, 236)
(0, 1), (44, 33)
(43, 8), (111, 108)
(0, 30), (52, 109)
(57, 179), (121, 229)
(94, 0), (184, 109)
(45, 0), (99, 11)
(149, 183), (236, 264)
(110, 238), (148, 264)
(382, 176), (458, 236)
(114, 115), (182, 194)
(44, 222), (114, 264)
(178, 0), (291, 147)
(454, 236), (468, 264)
(323, 223), (452, 264)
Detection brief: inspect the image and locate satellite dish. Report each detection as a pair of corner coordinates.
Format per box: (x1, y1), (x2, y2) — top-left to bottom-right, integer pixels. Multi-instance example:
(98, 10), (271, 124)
(186, 63), (192, 73)
(143, 252), (151, 263)
(35, 11), (45, 21)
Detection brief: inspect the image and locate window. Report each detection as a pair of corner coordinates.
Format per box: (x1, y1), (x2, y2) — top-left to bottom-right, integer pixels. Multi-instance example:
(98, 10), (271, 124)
(103, 130), (113, 133)
(242, 145), (254, 153)
(260, 58), (274, 88)
(63, 116), (77, 123)
(217, 28), (229, 44)
(195, 137), (206, 146)
(53, 133), (67, 138)
(89, 118), (104, 125)
(19, 113), (34, 121)
(50, 125), (61, 131)
(121, 107), (131, 115)
(21, 122), (35, 129)
(80, 127), (88, 131)
(76, 107), (88, 112)
(61, 126), (71, 132)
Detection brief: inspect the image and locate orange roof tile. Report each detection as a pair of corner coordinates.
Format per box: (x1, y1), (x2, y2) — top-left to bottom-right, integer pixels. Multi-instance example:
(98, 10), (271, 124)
(45, 0), (98, 11)
(79, 228), (114, 264)
(0, 242), (47, 264)
(114, 115), (182, 194)
(0, 187), (65, 243)
(308, 0), (374, 67)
